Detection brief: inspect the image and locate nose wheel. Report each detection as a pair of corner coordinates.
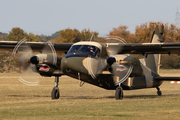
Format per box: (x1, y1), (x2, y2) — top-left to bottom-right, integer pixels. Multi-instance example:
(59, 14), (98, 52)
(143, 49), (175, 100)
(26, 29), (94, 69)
(115, 86), (123, 100)
(51, 76), (60, 99)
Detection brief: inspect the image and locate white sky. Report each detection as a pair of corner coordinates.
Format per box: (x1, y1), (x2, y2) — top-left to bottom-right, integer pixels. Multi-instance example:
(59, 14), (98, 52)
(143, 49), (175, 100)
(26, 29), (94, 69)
(0, 0), (180, 36)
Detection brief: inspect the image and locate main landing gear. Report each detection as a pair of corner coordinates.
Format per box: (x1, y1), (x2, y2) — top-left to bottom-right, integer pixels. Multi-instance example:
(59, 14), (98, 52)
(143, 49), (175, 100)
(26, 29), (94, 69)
(156, 87), (162, 96)
(115, 86), (162, 100)
(51, 76), (60, 99)
(115, 85), (123, 100)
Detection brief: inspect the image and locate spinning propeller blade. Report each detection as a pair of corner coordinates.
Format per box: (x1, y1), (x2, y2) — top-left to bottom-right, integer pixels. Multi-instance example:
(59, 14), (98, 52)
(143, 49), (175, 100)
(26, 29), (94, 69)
(111, 63), (133, 85)
(87, 36), (131, 84)
(13, 39), (58, 85)
(107, 56), (133, 85)
(13, 40), (40, 85)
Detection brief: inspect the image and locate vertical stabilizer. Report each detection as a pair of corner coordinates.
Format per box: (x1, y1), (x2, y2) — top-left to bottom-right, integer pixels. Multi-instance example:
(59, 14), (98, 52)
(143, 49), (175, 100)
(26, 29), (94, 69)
(144, 25), (164, 73)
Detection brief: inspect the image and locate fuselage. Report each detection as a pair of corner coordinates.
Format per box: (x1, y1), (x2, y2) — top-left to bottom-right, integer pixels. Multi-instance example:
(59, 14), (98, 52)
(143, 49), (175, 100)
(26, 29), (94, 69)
(61, 41), (163, 90)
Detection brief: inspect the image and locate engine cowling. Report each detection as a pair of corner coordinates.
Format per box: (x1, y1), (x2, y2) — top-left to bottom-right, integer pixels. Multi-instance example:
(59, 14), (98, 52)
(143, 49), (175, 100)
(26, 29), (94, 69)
(107, 54), (143, 85)
(29, 54), (62, 76)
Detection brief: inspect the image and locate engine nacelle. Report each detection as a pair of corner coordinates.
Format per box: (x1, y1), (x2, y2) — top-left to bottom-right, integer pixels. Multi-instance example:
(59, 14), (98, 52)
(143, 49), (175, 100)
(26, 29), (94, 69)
(107, 54), (143, 76)
(29, 54), (62, 76)
(29, 54), (61, 66)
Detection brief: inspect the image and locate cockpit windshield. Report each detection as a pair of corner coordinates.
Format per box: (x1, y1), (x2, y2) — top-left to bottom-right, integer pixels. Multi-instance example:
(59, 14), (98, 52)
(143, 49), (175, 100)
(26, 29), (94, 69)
(67, 45), (100, 56)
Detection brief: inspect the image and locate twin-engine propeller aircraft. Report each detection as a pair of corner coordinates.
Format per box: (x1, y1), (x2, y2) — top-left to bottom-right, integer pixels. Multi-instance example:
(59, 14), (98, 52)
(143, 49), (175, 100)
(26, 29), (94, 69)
(1, 24), (180, 100)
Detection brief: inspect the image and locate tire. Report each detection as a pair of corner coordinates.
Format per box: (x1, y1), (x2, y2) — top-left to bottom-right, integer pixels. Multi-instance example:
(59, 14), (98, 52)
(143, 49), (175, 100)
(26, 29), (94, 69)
(51, 87), (60, 99)
(157, 91), (162, 96)
(115, 86), (123, 100)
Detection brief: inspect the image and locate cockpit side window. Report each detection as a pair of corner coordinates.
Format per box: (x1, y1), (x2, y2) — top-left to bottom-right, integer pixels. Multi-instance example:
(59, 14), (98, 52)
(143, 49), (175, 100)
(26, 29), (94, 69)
(89, 46), (97, 56)
(95, 48), (100, 57)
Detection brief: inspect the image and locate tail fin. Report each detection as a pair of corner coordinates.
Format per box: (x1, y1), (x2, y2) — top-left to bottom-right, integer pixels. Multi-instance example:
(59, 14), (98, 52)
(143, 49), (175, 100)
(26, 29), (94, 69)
(144, 25), (164, 74)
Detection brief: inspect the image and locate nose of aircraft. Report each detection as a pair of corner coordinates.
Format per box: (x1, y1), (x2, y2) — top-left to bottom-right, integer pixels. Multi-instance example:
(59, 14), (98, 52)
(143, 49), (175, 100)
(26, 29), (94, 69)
(61, 56), (88, 74)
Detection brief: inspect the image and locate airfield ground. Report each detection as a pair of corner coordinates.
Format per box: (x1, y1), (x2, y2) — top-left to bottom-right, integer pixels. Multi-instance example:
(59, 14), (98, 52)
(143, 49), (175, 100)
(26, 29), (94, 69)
(1, 69), (180, 120)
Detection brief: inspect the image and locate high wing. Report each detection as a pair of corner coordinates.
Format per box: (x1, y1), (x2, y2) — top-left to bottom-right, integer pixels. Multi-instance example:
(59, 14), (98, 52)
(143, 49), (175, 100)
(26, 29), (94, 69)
(1, 41), (180, 55)
(107, 43), (180, 55)
(155, 77), (180, 81)
(0, 41), (73, 52)
(0, 41), (73, 77)
(107, 43), (180, 81)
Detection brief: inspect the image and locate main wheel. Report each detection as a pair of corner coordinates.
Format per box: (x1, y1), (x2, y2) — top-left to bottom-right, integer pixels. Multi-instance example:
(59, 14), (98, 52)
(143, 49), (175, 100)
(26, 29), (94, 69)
(157, 91), (162, 96)
(115, 86), (123, 100)
(51, 87), (60, 99)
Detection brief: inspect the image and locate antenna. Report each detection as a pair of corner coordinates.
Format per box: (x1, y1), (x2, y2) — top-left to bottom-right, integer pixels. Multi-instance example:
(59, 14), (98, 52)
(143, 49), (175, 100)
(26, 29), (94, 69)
(176, 7), (180, 28)
(90, 32), (94, 42)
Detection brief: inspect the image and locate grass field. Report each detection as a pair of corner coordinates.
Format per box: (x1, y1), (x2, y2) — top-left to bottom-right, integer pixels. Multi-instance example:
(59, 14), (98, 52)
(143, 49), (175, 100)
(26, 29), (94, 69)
(1, 69), (180, 120)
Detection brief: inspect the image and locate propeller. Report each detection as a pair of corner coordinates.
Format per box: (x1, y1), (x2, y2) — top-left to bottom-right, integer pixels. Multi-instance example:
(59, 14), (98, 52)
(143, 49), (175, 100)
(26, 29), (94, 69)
(86, 55), (107, 79)
(104, 36), (134, 86)
(86, 35), (133, 86)
(107, 57), (133, 86)
(12, 39), (39, 86)
(83, 47), (107, 79)
(13, 38), (58, 86)
(104, 35), (126, 43)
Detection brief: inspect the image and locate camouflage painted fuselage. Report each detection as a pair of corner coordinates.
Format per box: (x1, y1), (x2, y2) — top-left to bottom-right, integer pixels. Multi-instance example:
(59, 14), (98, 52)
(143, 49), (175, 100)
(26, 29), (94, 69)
(61, 42), (163, 90)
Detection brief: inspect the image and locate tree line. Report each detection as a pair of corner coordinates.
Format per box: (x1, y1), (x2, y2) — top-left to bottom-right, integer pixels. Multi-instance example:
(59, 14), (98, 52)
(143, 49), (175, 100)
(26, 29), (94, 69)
(2, 22), (180, 43)
(0, 28), (60, 42)
(0, 21), (180, 72)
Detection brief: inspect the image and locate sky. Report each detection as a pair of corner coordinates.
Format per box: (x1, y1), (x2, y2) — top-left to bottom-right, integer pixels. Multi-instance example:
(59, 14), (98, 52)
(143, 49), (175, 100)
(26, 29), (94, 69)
(1, 0), (180, 36)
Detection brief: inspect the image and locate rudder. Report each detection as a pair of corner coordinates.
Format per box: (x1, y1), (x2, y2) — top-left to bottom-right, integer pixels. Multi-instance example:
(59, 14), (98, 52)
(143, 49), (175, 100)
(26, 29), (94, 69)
(144, 24), (164, 73)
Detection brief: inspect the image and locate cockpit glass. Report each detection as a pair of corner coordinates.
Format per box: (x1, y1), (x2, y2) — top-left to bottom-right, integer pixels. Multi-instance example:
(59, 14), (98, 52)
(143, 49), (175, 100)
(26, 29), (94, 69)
(67, 45), (82, 53)
(67, 45), (100, 56)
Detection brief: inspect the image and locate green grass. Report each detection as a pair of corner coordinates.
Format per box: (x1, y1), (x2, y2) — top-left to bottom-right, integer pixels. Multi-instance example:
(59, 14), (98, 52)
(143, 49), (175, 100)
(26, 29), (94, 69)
(1, 70), (180, 120)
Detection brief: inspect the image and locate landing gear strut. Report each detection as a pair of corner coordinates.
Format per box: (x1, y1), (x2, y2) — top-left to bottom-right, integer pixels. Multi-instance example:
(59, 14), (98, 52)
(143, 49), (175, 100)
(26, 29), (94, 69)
(156, 87), (162, 96)
(115, 85), (123, 100)
(51, 76), (60, 99)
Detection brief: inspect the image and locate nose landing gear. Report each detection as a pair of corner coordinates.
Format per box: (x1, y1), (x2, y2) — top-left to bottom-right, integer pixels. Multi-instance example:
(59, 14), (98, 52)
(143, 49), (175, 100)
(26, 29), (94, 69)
(51, 76), (60, 99)
(115, 84), (123, 100)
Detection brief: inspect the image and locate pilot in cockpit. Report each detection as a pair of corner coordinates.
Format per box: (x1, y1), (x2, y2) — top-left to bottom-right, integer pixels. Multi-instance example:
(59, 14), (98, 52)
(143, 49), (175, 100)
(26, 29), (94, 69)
(90, 47), (94, 53)
(90, 46), (96, 55)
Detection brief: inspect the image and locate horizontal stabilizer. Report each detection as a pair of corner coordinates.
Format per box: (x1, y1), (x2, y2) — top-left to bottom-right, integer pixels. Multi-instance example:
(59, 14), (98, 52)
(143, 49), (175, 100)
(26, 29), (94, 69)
(155, 77), (180, 81)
